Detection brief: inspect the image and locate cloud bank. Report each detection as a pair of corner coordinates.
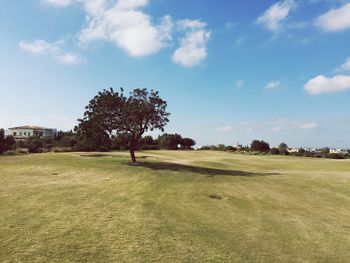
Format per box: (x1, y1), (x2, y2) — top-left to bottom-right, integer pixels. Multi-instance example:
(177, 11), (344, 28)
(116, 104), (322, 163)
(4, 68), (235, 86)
(38, 0), (211, 67)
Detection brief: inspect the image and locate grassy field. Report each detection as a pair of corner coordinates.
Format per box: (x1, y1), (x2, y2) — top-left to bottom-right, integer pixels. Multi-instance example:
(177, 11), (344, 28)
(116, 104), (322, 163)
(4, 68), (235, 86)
(0, 151), (350, 262)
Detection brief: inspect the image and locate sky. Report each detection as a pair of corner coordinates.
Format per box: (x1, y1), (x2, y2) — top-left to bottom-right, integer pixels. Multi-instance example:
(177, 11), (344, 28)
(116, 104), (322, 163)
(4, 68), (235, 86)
(1, 0), (350, 148)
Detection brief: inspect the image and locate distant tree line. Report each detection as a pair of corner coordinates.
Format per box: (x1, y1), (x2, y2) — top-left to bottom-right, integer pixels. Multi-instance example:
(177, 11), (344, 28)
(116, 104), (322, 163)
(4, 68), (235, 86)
(74, 132), (195, 152)
(1, 127), (348, 160)
(198, 140), (350, 160)
(0, 129), (196, 155)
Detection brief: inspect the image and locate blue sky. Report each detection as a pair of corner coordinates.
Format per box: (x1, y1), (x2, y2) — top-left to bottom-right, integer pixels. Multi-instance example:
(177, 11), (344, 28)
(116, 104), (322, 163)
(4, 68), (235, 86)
(1, 0), (350, 148)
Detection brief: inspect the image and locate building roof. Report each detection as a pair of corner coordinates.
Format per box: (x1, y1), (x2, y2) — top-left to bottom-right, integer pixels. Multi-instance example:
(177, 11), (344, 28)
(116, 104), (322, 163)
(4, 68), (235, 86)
(8, 125), (53, 130)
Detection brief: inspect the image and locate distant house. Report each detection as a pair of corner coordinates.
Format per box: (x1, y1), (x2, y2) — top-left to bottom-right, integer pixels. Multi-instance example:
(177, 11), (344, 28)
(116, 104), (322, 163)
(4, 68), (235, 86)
(330, 149), (348, 154)
(5, 125), (57, 141)
(288, 148), (299, 153)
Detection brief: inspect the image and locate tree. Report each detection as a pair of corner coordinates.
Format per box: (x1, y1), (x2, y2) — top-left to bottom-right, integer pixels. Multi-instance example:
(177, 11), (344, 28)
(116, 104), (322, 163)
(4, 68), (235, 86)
(141, 136), (159, 150)
(75, 123), (112, 152)
(250, 140), (260, 151)
(54, 130), (78, 148)
(158, 133), (182, 150)
(298, 148), (306, 154)
(279, 142), (288, 152)
(250, 140), (270, 152)
(0, 129), (15, 154)
(76, 88), (169, 162)
(180, 138), (196, 150)
(0, 129), (6, 154)
(27, 136), (44, 153)
(320, 147), (330, 155)
(5, 135), (16, 150)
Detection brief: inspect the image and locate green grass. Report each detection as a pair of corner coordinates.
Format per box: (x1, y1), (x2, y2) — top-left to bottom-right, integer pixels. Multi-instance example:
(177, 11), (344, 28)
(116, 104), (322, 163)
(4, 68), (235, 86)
(1, 151), (350, 262)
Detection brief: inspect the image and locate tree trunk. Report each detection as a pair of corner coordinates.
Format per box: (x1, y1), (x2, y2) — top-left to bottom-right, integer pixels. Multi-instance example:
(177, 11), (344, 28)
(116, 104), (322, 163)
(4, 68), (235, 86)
(129, 140), (137, 163)
(129, 147), (136, 163)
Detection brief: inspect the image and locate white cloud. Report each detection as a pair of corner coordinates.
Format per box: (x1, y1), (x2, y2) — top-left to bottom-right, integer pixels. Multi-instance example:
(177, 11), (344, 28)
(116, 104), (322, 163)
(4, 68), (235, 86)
(335, 56), (350, 72)
(19, 39), (84, 65)
(172, 19), (211, 67)
(43, 0), (75, 7)
(257, 0), (296, 32)
(299, 122), (319, 130)
(78, 0), (173, 57)
(316, 2), (350, 32)
(304, 75), (350, 94)
(217, 125), (232, 133)
(265, 80), (281, 89)
(55, 53), (85, 64)
(18, 39), (60, 54)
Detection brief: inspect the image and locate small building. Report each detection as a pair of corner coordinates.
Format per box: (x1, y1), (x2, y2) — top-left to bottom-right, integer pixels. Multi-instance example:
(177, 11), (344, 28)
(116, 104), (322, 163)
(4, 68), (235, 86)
(330, 149), (348, 154)
(6, 125), (57, 141)
(288, 148), (299, 153)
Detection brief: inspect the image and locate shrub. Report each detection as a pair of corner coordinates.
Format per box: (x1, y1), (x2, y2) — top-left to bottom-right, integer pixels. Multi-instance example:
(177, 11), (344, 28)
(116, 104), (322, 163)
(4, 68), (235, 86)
(280, 149), (290, 156)
(327, 153), (345, 159)
(270, 148), (280, 155)
(224, 146), (236, 152)
(27, 137), (44, 153)
(304, 151), (314, 157)
(314, 153), (323, 158)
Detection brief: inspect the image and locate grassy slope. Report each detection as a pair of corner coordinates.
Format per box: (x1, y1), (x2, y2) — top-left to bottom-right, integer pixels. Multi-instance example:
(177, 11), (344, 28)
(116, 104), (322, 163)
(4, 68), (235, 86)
(0, 151), (350, 262)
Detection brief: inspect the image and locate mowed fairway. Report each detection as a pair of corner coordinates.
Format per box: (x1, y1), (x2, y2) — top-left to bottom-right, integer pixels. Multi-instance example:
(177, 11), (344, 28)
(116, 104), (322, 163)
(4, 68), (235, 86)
(1, 151), (350, 262)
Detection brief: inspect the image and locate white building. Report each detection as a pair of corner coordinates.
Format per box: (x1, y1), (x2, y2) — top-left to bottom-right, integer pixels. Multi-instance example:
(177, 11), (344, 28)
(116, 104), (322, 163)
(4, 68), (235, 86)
(5, 125), (57, 140)
(288, 148), (299, 153)
(330, 149), (348, 154)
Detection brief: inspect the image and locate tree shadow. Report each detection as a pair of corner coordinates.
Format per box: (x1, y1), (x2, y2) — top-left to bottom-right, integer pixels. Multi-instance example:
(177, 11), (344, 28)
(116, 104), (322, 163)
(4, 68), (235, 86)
(129, 161), (279, 177)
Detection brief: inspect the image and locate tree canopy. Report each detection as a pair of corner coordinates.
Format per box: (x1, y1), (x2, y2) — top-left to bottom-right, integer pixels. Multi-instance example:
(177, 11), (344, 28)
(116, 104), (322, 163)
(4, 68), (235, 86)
(250, 140), (270, 152)
(278, 142), (288, 152)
